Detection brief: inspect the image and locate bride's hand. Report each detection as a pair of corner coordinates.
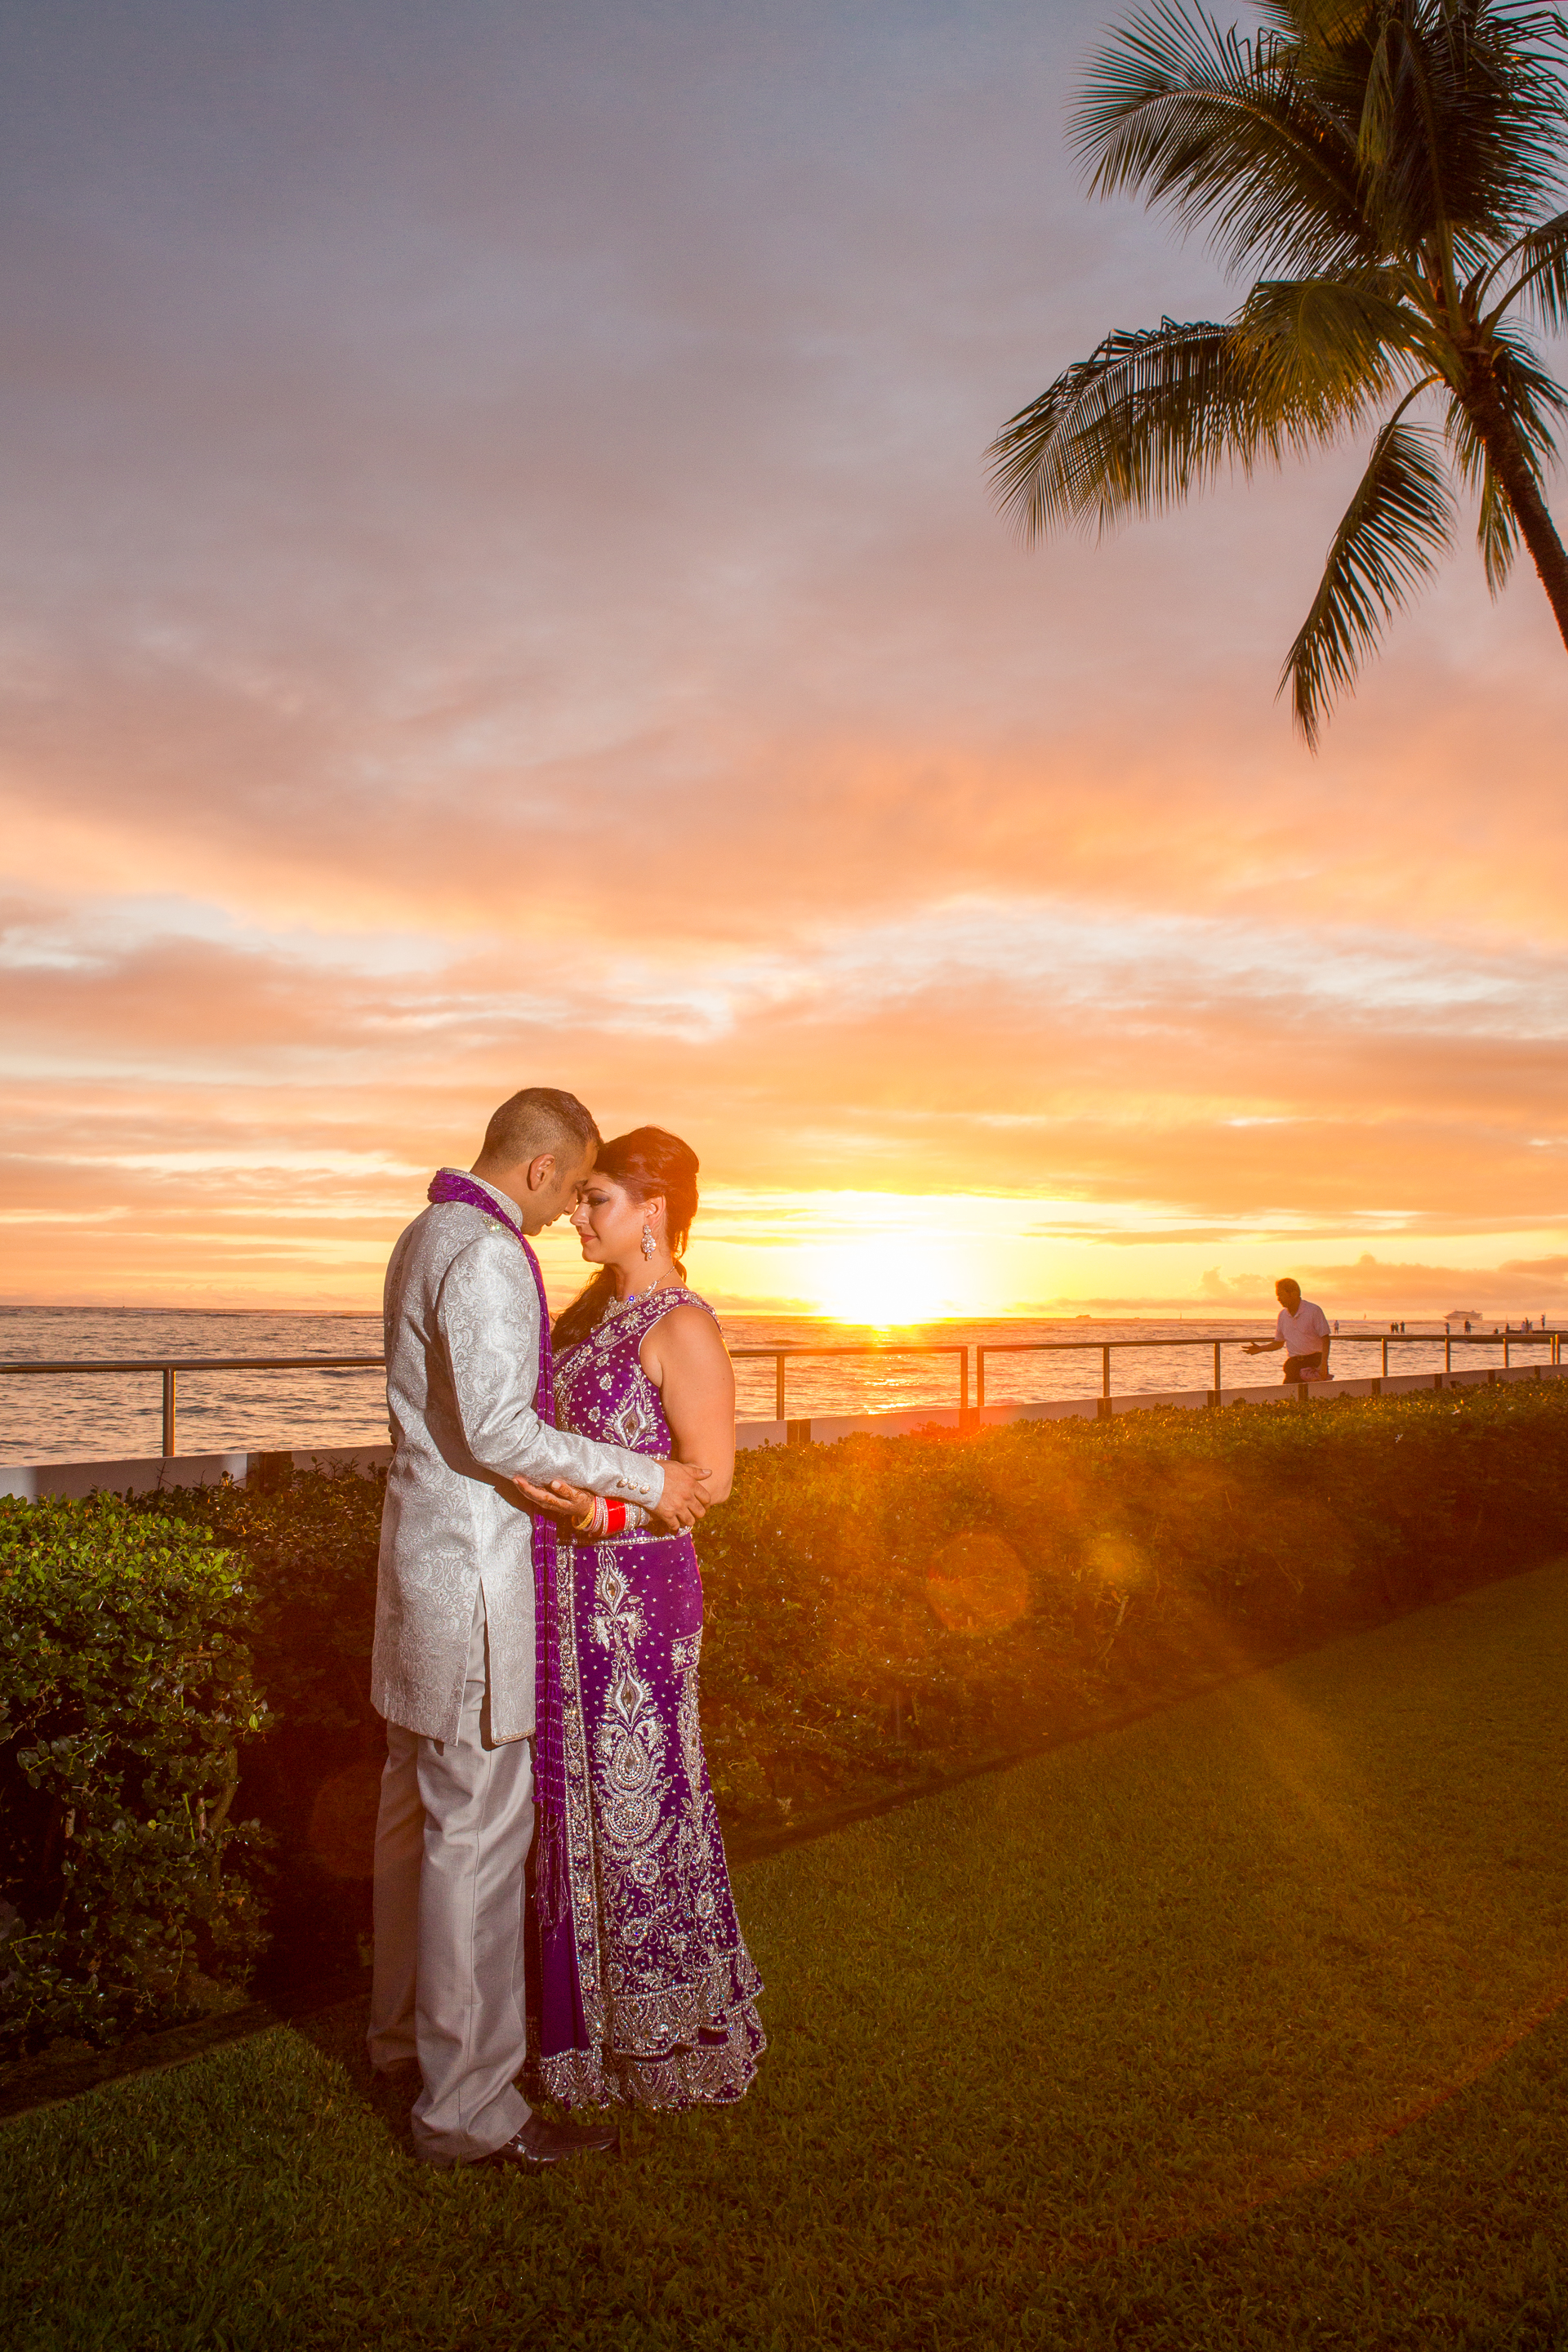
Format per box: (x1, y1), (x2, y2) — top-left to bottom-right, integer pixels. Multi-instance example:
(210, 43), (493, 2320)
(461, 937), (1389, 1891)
(512, 1473), (594, 1521)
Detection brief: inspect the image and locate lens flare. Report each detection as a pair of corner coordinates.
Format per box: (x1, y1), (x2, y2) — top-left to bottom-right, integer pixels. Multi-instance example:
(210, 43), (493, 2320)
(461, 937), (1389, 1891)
(924, 1532), (1030, 1635)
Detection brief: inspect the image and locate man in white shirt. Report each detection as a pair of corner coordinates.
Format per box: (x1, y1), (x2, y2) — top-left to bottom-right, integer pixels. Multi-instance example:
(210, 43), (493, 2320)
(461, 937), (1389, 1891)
(1244, 1279), (1333, 1383)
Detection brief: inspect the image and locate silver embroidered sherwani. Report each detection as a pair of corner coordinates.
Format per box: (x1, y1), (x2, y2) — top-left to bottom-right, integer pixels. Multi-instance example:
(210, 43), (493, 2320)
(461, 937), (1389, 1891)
(368, 1170), (665, 2167)
(372, 1175), (664, 1744)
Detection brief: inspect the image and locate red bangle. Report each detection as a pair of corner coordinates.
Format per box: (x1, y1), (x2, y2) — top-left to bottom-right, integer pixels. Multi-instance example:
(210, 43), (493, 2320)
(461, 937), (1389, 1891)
(604, 1499), (626, 1535)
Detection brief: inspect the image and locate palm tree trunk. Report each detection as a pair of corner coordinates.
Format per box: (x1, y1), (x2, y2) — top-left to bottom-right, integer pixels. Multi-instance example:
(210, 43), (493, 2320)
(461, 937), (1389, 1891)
(1463, 370), (1568, 652)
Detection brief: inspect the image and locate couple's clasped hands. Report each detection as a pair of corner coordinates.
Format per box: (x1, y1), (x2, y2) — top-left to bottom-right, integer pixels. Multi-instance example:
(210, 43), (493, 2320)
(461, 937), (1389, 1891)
(513, 1454), (712, 1532)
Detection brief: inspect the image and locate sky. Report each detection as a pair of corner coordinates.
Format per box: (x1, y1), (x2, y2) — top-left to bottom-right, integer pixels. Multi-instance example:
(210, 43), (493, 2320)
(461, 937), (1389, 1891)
(2, 0), (1566, 1323)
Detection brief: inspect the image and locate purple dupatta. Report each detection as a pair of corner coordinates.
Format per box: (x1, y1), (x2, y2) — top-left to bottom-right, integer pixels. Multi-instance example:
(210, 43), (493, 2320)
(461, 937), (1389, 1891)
(425, 1169), (568, 1921)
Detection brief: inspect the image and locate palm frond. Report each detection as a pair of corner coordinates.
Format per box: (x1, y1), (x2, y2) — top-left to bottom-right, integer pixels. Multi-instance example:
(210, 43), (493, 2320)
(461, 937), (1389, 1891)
(1356, 4), (1401, 182)
(1258, 2), (1377, 39)
(1444, 321), (1564, 588)
(990, 316), (1340, 539)
(1494, 205), (1568, 330)
(1490, 321), (1568, 461)
(1233, 270), (1425, 407)
(1069, 0), (1376, 276)
(1070, 1), (1568, 279)
(1441, 4), (1568, 243)
(1353, 2), (1568, 264)
(1354, 5), (1462, 254)
(1281, 411), (1455, 744)
(1446, 394), (1520, 589)
(1474, 458), (1521, 591)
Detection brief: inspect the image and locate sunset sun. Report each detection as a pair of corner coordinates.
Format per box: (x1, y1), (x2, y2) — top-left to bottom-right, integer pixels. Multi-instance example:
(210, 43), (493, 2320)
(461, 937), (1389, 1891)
(804, 1238), (962, 1326)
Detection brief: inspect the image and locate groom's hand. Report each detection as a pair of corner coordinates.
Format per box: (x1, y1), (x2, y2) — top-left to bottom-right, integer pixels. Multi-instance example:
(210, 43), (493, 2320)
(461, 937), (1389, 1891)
(511, 1474), (590, 1517)
(651, 1459), (711, 1530)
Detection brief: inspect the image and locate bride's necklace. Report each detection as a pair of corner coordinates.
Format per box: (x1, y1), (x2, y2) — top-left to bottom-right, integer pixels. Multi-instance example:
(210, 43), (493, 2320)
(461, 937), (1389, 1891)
(605, 1269), (676, 1316)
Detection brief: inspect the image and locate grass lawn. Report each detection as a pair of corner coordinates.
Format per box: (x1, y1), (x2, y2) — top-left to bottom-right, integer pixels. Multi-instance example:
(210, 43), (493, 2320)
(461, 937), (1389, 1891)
(6, 1559), (1568, 2350)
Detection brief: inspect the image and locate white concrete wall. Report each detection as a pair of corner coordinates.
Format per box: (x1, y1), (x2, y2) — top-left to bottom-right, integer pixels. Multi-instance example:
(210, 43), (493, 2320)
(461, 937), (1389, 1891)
(0, 1442), (392, 1502)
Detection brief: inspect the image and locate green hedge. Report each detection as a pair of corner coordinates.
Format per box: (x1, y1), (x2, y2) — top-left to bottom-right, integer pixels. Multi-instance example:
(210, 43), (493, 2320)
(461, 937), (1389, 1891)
(697, 1379), (1568, 1815)
(151, 1377), (1568, 1842)
(5, 1379), (1568, 2050)
(0, 1499), (273, 2049)
(130, 1468), (393, 2004)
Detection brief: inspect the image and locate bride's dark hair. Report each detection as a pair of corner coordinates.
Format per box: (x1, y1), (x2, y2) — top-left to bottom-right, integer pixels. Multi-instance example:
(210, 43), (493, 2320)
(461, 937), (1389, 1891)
(551, 1126), (700, 1351)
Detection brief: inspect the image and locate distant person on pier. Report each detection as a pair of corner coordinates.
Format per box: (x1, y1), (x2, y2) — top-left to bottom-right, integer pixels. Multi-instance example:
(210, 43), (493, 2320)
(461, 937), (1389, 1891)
(1243, 1280), (1332, 1384)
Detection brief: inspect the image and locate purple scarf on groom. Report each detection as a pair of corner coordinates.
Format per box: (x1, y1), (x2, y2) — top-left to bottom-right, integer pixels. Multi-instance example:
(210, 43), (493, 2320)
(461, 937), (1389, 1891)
(426, 1169), (568, 1923)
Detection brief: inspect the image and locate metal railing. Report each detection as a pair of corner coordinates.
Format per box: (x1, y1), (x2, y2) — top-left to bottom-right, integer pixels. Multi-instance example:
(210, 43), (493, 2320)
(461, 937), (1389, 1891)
(1, 1327), (1561, 1459)
(973, 1326), (1563, 1409)
(0, 1355), (385, 1458)
(728, 1343), (971, 1423)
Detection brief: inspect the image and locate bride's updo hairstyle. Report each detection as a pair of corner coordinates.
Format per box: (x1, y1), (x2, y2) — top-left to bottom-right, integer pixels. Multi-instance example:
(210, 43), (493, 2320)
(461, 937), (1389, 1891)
(551, 1126), (700, 1351)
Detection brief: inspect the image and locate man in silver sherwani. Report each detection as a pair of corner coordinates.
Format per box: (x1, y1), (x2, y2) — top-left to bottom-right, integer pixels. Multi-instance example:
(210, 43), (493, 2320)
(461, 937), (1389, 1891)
(367, 1087), (710, 2172)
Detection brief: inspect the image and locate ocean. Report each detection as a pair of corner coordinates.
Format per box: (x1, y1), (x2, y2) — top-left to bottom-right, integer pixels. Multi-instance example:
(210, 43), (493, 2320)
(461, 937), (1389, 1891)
(0, 1305), (1544, 1466)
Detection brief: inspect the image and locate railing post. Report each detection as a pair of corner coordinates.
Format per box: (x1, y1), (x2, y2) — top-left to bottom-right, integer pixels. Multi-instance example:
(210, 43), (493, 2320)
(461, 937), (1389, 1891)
(1445, 1330), (1451, 1374)
(774, 1353), (786, 1421)
(959, 1347), (969, 1417)
(1212, 1339), (1222, 1403)
(1504, 1332), (1511, 1370)
(1102, 1343), (1111, 1401)
(1381, 1337), (1388, 1378)
(976, 1348), (987, 1410)
(162, 1367), (177, 1458)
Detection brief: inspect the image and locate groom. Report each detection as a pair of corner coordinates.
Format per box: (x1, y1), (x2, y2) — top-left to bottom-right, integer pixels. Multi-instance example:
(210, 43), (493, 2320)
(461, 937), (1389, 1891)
(366, 1085), (710, 2171)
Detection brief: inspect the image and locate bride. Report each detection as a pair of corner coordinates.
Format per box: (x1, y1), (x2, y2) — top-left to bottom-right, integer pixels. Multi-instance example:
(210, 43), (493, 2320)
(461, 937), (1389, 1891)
(523, 1125), (764, 2108)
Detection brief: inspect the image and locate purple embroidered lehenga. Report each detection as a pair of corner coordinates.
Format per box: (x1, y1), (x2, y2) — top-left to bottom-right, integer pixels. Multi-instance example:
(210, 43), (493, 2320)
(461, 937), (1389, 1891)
(537, 1285), (765, 2108)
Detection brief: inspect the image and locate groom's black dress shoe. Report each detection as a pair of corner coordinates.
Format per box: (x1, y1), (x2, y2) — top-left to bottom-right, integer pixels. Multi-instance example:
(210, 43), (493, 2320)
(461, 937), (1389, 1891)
(476, 2115), (621, 2172)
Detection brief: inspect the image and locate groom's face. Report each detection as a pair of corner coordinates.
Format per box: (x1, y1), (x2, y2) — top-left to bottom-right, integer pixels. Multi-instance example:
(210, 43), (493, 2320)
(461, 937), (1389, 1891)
(518, 1142), (597, 1234)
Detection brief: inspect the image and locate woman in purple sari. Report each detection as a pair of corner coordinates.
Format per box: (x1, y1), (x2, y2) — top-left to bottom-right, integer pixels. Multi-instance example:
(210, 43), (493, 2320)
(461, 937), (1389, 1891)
(530, 1127), (764, 2109)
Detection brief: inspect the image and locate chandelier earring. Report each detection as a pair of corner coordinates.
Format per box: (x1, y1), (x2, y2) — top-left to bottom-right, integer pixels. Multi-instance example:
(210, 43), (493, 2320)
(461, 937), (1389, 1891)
(641, 1221), (657, 1260)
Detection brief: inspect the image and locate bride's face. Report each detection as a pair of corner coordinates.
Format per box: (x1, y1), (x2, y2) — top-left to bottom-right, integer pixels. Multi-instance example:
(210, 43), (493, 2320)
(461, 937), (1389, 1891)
(570, 1174), (658, 1263)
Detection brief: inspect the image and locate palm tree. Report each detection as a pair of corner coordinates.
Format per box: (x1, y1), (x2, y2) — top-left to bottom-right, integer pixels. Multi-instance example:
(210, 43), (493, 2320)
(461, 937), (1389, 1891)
(990, 0), (1568, 743)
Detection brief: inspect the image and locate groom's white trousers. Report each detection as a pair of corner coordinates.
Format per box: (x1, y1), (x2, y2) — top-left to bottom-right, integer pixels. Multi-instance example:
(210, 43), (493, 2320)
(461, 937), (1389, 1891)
(367, 1590), (533, 2165)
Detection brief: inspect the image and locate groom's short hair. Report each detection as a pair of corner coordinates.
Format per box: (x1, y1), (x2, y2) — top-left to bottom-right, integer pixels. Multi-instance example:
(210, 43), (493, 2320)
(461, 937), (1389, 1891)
(483, 1088), (600, 1167)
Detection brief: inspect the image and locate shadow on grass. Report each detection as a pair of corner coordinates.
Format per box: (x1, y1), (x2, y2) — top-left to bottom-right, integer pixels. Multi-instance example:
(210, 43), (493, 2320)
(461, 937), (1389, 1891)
(288, 1993), (417, 2162)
